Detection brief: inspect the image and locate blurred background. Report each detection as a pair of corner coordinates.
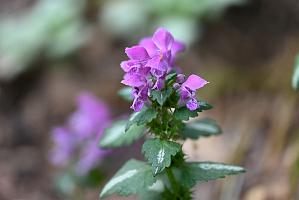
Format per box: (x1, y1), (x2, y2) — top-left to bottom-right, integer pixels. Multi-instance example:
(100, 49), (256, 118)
(0, 0), (299, 199)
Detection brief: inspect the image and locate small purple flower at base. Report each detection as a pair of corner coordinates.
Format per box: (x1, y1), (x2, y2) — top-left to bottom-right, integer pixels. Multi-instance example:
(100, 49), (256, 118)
(179, 74), (209, 110)
(50, 92), (112, 177)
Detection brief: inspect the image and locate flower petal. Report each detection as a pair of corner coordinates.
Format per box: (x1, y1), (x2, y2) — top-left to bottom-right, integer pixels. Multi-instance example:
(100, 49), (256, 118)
(171, 40), (185, 57)
(139, 37), (158, 57)
(152, 28), (174, 51)
(131, 98), (144, 111)
(121, 73), (145, 87)
(125, 46), (149, 60)
(76, 142), (108, 176)
(186, 98), (198, 110)
(152, 78), (164, 90)
(52, 127), (72, 147)
(182, 74), (209, 90)
(120, 61), (135, 72)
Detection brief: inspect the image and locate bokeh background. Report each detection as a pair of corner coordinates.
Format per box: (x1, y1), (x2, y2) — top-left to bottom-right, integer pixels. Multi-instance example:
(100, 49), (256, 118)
(0, 0), (299, 199)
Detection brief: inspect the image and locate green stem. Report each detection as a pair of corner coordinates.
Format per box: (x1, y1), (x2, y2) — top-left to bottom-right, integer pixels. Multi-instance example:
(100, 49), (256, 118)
(166, 168), (179, 196)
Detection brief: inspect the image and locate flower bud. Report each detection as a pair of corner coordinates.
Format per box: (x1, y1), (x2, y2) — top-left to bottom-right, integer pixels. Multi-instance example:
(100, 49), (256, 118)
(173, 83), (181, 90)
(176, 74), (185, 83)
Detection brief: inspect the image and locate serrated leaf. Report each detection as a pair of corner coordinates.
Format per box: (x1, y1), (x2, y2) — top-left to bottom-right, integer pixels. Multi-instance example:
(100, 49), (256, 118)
(181, 118), (222, 139)
(100, 159), (156, 198)
(292, 55), (299, 90)
(99, 120), (145, 148)
(197, 100), (213, 111)
(174, 100), (213, 121)
(126, 108), (158, 131)
(118, 87), (133, 101)
(151, 89), (172, 106)
(179, 162), (245, 188)
(142, 139), (181, 175)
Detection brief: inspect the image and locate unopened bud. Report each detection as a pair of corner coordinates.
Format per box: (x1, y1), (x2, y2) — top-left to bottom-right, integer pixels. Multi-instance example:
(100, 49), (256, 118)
(176, 74), (185, 83)
(173, 83), (181, 90)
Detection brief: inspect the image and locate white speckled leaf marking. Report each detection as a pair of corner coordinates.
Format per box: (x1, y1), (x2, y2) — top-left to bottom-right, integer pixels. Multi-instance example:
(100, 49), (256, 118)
(142, 139), (180, 175)
(148, 180), (164, 192)
(155, 148), (165, 174)
(100, 169), (137, 196)
(157, 149), (165, 164)
(198, 163), (244, 171)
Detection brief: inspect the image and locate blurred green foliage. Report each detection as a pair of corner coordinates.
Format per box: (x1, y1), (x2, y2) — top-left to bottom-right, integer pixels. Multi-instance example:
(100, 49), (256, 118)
(100, 0), (246, 44)
(55, 168), (105, 196)
(0, 0), (89, 80)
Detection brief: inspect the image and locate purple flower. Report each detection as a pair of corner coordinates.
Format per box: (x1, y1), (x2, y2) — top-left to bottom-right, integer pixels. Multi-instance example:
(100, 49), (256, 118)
(75, 140), (107, 176)
(139, 28), (185, 66)
(69, 92), (111, 140)
(140, 28), (185, 75)
(120, 46), (151, 89)
(50, 127), (74, 167)
(131, 86), (149, 111)
(50, 92), (111, 176)
(179, 74), (209, 110)
(121, 28), (185, 111)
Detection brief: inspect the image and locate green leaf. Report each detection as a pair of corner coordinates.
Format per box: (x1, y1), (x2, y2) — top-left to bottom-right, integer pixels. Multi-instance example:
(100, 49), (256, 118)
(118, 87), (133, 101)
(166, 72), (177, 83)
(99, 120), (145, 148)
(292, 55), (299, 90)
(151, 89), (172, 106)
(142, 139), (181, 175)
(82, 168), (105, 187)
(181, 118), (222, 139)
(174, 107), (199, 121)
(139, 180), (164, 200)
(179, 162), (245, 188)
(174, 100), (213, 121)
(126, 108), (158, 131)
(100, 159), (156, 198)
(139, 191), (163, 200)
(197, 100), (213, 111)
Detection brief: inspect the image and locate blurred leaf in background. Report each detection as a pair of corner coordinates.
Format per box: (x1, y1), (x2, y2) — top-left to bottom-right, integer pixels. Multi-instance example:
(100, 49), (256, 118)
(0, 0), (89, 80)
(100, 0), (149, 39)
(99, 0), (246, 45)
(292, 54), (299, 90)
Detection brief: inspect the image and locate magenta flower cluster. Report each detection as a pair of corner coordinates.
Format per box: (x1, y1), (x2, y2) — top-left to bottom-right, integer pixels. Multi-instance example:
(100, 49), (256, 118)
(120, 28), (208, 111)
(50, 92), (111, 176)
